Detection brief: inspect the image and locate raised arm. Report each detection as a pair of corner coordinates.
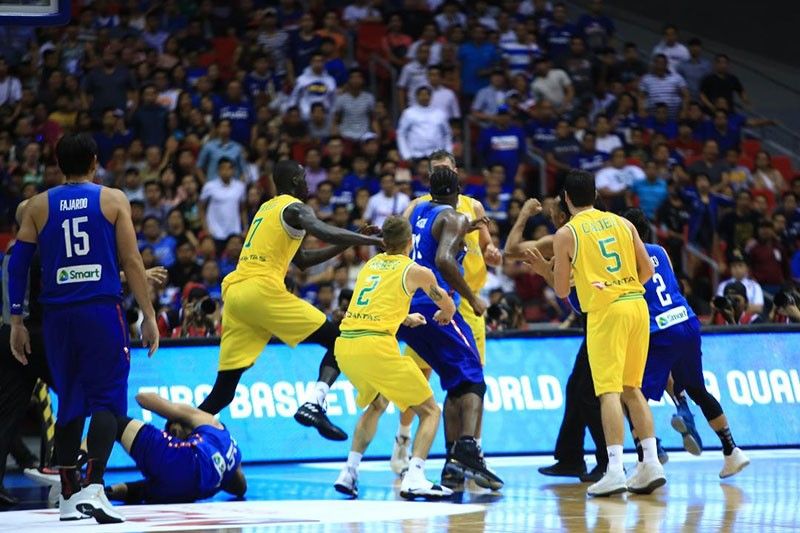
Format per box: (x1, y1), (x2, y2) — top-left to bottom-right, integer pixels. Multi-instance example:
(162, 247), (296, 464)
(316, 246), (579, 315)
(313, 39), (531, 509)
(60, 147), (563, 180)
(504, 198), (543, 258)
(135, 392), (220, 429)
(434, 210), (485, 316)
(471, 200), (501, 266)
(405, 263), (456, 324)
(552, 226), (574, 299)
(284, 202), (383, 247)
(623, 217), (655, 284)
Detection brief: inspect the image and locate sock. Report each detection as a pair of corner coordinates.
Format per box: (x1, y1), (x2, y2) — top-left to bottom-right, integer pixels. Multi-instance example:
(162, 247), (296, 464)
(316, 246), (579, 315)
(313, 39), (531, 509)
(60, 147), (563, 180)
(59, 467), (81, 499)
(641, 437), (658, 464)
(634, 437), (643, 462)
(314, 382), (330, 408)
(476, 437), (482, 448)
(346, 451), (362, 470)
(397, 423), (412, 439)
(606, 445), (624, 474)
(716, 427), (736, 455)
(445, 441), (454, 462)
(407, 456), (425, 481)
(85, 458), (107, 486)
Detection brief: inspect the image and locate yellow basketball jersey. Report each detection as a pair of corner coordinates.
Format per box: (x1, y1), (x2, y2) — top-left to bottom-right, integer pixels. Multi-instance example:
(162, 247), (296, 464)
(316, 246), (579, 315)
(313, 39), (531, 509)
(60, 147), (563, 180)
(565, 209), (644, 313)
(223, 194), (305, 288)
(418, 194), (486, 292)
(340, 253), (415, 335)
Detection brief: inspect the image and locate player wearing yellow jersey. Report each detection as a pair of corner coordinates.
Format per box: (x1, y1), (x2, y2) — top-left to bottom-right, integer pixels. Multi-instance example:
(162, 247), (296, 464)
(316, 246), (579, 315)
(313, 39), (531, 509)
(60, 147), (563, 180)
(333, 217), (457, 500)
(390, 150), (502, 478)
(197, 160), (383, 442)
(552, 170), (664, 497)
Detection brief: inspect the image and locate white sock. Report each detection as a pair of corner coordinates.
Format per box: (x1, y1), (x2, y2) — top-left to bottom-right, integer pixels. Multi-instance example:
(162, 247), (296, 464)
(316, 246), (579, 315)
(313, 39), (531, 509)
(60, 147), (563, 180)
(406, 456), (425, 480)
(314, 382), (330, 407)
(346, 451), (362, 470)
(640, 437), (658, 464)
(607, 445), (624, 474)
(476, 437), (482, 448)
(397, 423), (412, 439)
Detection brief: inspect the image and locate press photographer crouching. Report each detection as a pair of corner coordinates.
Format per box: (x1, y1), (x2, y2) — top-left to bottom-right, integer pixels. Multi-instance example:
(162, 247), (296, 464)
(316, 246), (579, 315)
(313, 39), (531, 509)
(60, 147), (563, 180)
(770, 287), (800, 324)
(140, 282), (221, 339)
(711, 282), (763, 325)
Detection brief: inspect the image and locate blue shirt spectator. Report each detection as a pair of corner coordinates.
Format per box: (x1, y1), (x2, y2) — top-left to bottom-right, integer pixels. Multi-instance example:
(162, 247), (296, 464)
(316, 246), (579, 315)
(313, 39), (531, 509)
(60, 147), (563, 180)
(543, 5), (578, 61)
(576, 5), (615, 51)
(130, 85), (168, 148)
(197, 121), (248, 181)
(458, 26), (501, 98)
(138, 216), (177, 267)
(478, 112), (526, 184)
(631, 162), (669, 219)
(525, 118), (558, 148)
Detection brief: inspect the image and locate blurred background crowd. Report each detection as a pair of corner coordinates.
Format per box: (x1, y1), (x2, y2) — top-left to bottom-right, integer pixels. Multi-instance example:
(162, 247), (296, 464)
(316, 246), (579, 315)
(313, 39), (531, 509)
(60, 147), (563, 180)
(1, 0), (799, 338)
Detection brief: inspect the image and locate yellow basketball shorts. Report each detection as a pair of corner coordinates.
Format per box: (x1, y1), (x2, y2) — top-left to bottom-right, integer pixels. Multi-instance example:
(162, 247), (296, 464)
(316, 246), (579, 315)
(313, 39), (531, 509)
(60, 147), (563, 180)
(405, 299), (487, 369)
(335, 332), (434, 412)
(586, 296), (650, 396)
(218, 278), (327, 371)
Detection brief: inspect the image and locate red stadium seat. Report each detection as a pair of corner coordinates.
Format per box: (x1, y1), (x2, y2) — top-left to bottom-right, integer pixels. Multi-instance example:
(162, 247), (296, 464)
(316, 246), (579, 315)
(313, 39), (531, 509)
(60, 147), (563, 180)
(741, 138), (762, 159)
(771, 155), (794, 180)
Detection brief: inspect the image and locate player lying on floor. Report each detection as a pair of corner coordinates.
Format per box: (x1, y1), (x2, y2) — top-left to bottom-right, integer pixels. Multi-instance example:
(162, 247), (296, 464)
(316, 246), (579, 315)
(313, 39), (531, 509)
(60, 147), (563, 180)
(105, 393), (246, 504)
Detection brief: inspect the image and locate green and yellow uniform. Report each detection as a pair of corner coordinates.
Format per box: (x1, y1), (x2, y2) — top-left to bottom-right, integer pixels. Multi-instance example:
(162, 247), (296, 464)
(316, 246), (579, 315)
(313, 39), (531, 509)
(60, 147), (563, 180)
(407, 194), (488, 369)
(218, 194), (327, 371)
(566, 208), (649, 395)
(335, 253), (434, 411)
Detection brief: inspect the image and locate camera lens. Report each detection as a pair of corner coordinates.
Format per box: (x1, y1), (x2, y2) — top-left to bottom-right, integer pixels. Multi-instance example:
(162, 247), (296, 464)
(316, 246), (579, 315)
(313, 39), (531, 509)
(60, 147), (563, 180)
(200, 298), (217, 315)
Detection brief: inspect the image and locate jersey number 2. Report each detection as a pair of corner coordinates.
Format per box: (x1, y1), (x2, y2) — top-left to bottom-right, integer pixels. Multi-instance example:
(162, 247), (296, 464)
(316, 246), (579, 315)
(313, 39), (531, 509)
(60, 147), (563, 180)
(62, 217), (90, 258)
(598, 237), (621, 273)
(355, 275), (381, 306)
(652, 273), (673, 306)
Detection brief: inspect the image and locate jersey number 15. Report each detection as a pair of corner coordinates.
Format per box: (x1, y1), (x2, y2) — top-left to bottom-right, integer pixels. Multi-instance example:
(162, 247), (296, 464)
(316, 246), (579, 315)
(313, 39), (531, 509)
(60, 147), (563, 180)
(62, 216), (90, 258)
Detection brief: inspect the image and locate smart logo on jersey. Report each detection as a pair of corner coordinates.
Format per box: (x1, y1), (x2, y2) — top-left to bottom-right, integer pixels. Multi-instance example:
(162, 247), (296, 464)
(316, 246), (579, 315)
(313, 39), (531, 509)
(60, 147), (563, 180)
(655, 305), (689, 330)
(56, 264), (103, 284)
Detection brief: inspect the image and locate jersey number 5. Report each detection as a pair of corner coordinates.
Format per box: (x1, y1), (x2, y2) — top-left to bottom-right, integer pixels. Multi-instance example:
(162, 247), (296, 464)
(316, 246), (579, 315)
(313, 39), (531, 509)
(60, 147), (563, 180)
(598, 237), (621, 273)
(62, 216), (90, 258)
(355, 275), (381, 306)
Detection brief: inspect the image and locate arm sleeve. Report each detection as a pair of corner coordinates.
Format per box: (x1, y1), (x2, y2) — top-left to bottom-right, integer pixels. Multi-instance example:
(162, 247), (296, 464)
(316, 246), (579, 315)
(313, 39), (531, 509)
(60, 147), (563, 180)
(7, 241), (37, 316)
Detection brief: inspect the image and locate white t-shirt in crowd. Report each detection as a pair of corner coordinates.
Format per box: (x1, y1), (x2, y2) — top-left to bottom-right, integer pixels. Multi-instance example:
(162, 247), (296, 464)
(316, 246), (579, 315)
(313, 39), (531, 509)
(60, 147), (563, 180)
(364, 191), (411, 228)
(200, 178), (246, 240)
(716, 277), (764, 308)
(595, 165), (646, 194)
(531, 69), (572, 107)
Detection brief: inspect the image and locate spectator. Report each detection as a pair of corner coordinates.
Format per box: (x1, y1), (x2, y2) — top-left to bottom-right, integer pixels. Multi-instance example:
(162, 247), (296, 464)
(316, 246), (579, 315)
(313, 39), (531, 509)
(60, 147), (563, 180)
(436, 1), (467, 33)
(651, 24), (690, 72)
(130, 84), (168, 148)
(716, 252), (765, 314)
(197, 119), (247, 181)
(289, 52), (336, 120)
(702, 109), (740, 152)
(501, 21), (542, 77)
(677, 38), (711, 100)
(316, 11), (347, 59)
(342, 154), (379, 195)
(682, 173), (730, 252)
(645, 103), (679, 140)
(722, 147), (753, 192)
(0, 55), (22, 108)
(638, 54), (689, 118)
(577, 0), (615, 51)
(408, 22), (443, 66)
(752, 150), (787, 194)
(700, 54), (749, 111)
(308, 102), (333, 142)
(525, 100), (559, 149)
(342, 0), (381, 28)
(561, 36), (593, 101)
(718, 190), (761, 251)
(290, 13), (322, 75)
(201, 259), (222, 300)
(122, 167), (145, 202)
(397, 43), (431, 110)
(304, 147), (328, 193)
(396, 86), (453, 161)
(657, 181), (691, 266)
(218, 80), (255, 147)
(472, 69), (508, 125)
(93, 108), (132, 166)
(543, 2), (577, 62)
(482, 173), (511, 226)
(218, 234), (244, 278)
(311, 180), (336, 221)
(545, 118), (581, 175)
(618, 42), (647, 89)
(332, 68), (375, 142)
(746, 220), (788, 295)
(320, 38), (348, 87)
(458, 25), (501, 103)
(143, 180), (169, 223)
(142, 10), (169, 52)
(594, 114), (624, 154)
(257, 8), (290, 82)
(172, 284), (220, 338)
(673, 121), (703, 160)
(382, 13), (413, 71)
(478, 106), (526, 186)
(364, 173), (411, 228)
(688, 140), (727, 185)
(168, 238), (202, 290)
(630, 159), (667, 217)
(427, 64), (461, 121)
(139, 215), (178, 267)
(712, 280), (762, 325)
(531, 57), (574, 113)
(199, 157), (247, 249)
(244, 53), (277, 104)
(570, 130), (608, 174)
(81, 46), (136, 119)
(595, 147), (645, 212)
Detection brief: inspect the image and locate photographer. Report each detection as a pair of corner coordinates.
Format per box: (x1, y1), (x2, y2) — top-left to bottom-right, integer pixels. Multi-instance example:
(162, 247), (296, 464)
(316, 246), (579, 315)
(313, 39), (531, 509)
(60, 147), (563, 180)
(711, 282), (763, 325)
(171, 283), (221, 338)
(770, 287), (800, 324)
(486, 292), (528, 332)
(716, 251), (764, 314)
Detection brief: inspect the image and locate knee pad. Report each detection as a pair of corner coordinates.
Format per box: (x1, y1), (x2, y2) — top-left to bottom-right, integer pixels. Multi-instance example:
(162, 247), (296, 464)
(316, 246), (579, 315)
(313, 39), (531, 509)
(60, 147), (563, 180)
(686, 386), (724, 421)
(447, 380), (487, 399)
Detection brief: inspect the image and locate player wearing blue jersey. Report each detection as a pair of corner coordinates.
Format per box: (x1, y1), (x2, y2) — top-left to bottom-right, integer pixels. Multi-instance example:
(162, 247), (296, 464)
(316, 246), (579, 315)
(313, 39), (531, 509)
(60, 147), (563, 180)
(105, 393), (245, 504)
(8, 134), (159, 524)
(397, 166), (503, 490)
(624, 209), (750, 479)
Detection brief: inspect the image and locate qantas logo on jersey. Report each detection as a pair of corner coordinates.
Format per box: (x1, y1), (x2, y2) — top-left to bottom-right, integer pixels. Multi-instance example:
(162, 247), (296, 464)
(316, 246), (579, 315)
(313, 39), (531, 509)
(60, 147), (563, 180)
(59, 198), (88, 211)
(56, 264), (102, 284)
(655, 305), (689, 330)
(591, 276), (636, 290)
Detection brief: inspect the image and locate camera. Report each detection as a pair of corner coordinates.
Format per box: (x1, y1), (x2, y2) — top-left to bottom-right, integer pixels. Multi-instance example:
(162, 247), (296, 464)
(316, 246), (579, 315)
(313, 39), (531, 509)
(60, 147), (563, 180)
(773, 290), (796, 309)
(192, 298), (217, 315)
(713, 296), (733, 310)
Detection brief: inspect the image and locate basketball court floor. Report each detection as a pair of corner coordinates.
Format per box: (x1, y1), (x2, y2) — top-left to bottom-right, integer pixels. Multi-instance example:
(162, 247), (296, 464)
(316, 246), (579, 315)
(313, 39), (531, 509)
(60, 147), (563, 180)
(2, 449), (798, 532)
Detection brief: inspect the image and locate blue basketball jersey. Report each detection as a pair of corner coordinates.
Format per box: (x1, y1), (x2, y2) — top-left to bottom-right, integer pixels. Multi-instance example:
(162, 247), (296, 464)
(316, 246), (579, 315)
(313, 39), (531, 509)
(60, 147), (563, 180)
(39, 183), (122, 306)
(409, 202), (466, 307)
(567, 287), (582, 314)
(194, 424), (243, 496)
(643, 244), (695, 332)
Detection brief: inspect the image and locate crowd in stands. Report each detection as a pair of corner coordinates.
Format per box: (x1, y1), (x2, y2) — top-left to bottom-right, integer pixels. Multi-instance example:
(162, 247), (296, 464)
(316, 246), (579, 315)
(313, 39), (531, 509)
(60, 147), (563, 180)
(1, 0), (799, 337)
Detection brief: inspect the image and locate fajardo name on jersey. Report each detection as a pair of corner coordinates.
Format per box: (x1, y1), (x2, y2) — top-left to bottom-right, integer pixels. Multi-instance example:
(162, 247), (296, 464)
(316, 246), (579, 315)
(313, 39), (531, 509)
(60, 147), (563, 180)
(655, 305), (689, 330)
(56, 264), (103, 284)
(59, 198), (88, 211)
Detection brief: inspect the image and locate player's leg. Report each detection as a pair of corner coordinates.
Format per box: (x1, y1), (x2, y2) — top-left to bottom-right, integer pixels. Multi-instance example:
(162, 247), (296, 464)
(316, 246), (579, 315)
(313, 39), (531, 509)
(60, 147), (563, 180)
(461, 309), (487, 448)
(541, 338), (590, 478)
(335, 394), (387, 498)
(620, 299), (665, 495)
(391, 347), (431, 476)
(401, 395), (452, 500)
(576, 342), (608, 482)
